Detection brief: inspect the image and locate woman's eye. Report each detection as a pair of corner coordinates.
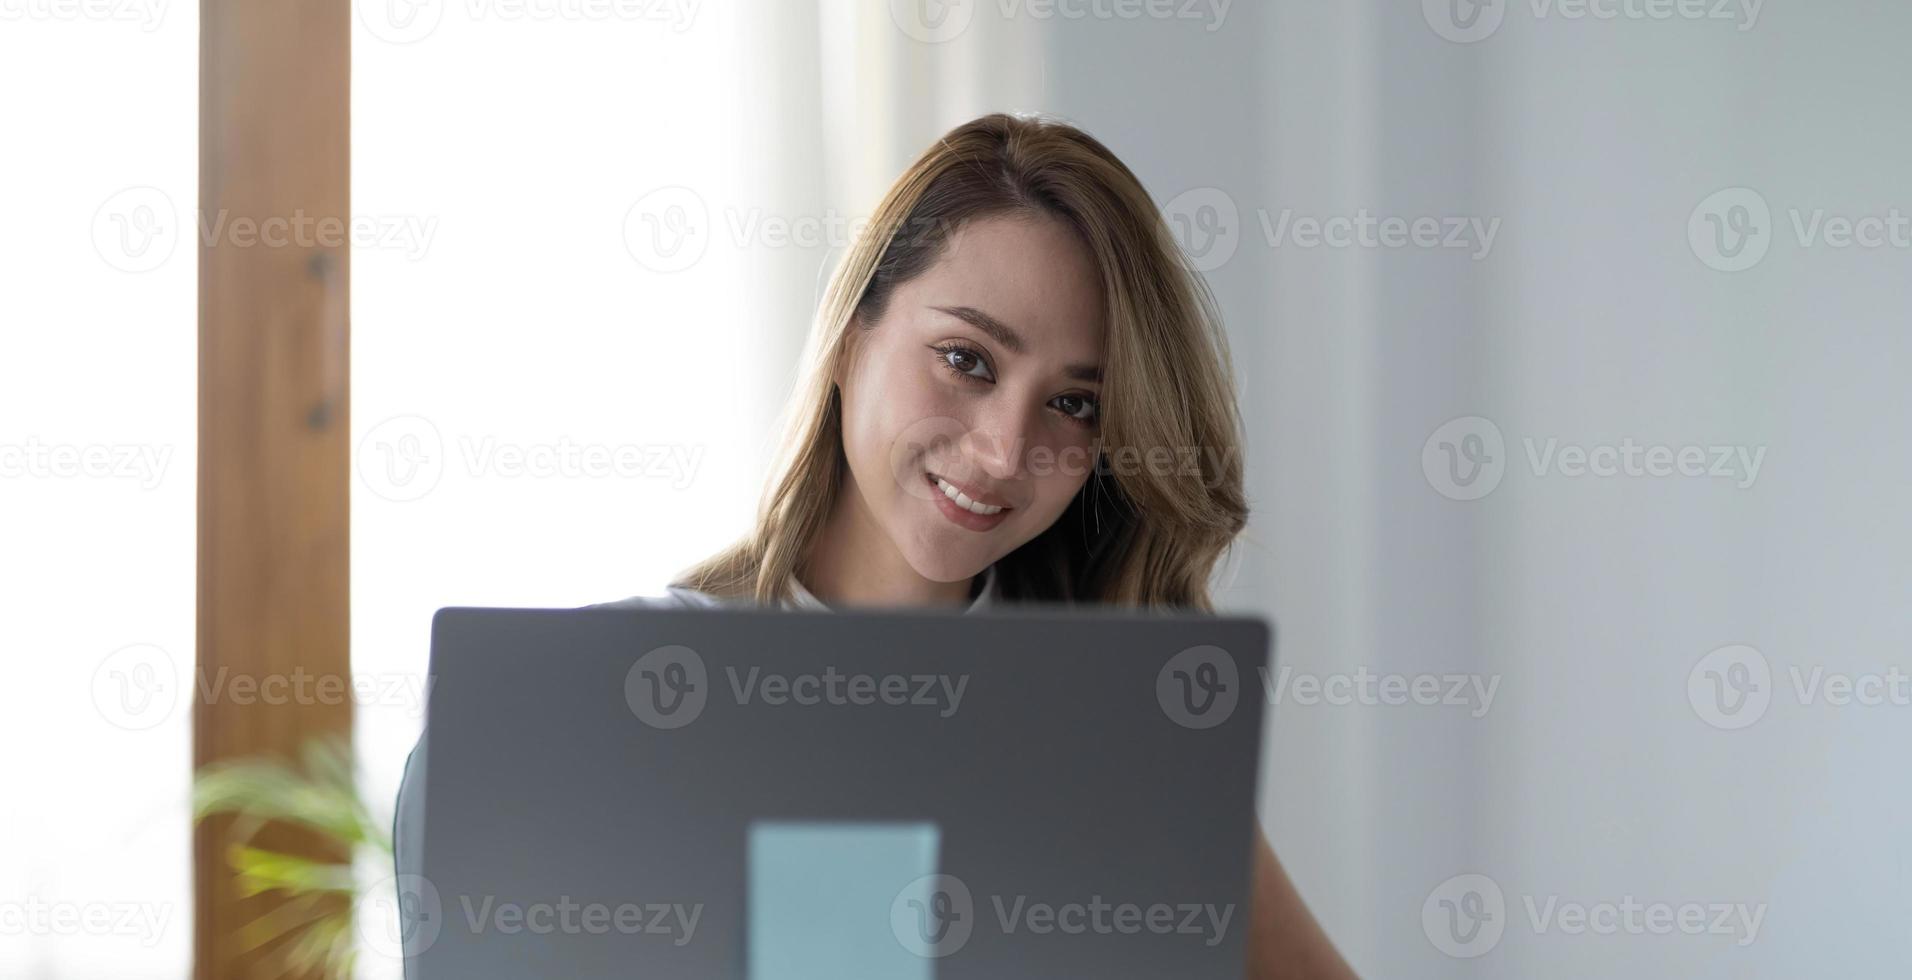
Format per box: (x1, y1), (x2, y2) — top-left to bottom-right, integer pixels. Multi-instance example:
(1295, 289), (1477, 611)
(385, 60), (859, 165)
(1053, 393), (1099, 426)
(933, 344), (994, 383)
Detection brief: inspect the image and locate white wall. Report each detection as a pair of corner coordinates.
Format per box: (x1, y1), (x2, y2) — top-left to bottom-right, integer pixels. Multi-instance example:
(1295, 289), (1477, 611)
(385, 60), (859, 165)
(1036, 1), (1911, 976)
(1, 5), (198, 977)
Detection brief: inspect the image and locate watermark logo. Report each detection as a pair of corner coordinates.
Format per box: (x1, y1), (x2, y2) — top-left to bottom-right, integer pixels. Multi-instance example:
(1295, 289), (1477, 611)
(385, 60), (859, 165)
(889, 0), (974, 42)
(356, 415), (704, 502)
(1690, 185), (1912, 271)
(624, 186), (710, 273)
(1422, 416), (1506, 501)
(92, 652), (435, 728)
(93, 188), (437, 270)
(890, 874), (1232, 958)
(358, 415), (445, 503)
(91, 644), (181, 731)
(1163, 187), (1241, 273)
(888, 416), (973, 506)
(1689, 186), (1771, 272)
(1688, 643), (1911, 731)
(723, 207), (888, 251)
(625, 197), (959, 273)
(93, 187), (179, 273)
(1424, 873), (1765, 956)
(1687, 643), (1771, 730)
(199, 209), (436, 259)
(1157, 645), (1240, 729)
(626, 647), (970, 730)
(359, 874), (444, 961)
(890, 873), (975, 957)
(1423, 0), (1506, 42)
(198, 667), (433, 716)
(1164, 188), (1500, 269)
(1427, 0), (1762, 43)
(1422, 873), (1505, 958)
(1422, 416), (1766, 500)
(357, 0), (442, 41)
(358, 875), (699, 957)
(626, 645), (708, 729)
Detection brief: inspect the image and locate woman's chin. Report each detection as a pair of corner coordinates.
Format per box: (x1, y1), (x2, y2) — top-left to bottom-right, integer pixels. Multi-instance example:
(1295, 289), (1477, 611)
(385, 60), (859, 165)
(898, 533), (996, 585)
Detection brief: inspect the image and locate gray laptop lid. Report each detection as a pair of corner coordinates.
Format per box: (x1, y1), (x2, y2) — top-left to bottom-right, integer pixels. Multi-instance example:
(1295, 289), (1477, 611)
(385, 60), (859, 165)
(411, 603), (1271, 979)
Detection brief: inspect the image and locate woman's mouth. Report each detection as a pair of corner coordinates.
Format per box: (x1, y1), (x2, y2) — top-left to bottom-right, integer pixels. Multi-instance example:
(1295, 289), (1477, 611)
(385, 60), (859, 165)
(925, 472), (1011, 531)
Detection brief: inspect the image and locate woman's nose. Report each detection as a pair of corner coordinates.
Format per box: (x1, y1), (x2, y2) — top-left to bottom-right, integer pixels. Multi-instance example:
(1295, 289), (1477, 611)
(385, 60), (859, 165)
(964, 405), (1036, 481)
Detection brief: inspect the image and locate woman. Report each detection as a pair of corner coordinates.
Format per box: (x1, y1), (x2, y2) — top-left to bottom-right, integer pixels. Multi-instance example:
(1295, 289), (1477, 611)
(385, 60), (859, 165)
(395, 112), (1354, 977)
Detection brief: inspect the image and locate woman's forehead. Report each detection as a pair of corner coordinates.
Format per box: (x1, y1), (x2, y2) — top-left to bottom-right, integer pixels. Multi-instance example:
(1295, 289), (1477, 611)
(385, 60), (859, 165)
(905, 215), (1107, 357)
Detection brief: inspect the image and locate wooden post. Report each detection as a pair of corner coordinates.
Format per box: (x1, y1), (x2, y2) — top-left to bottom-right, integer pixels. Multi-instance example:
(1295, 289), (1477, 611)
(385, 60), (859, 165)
(195, 0), (351, 975)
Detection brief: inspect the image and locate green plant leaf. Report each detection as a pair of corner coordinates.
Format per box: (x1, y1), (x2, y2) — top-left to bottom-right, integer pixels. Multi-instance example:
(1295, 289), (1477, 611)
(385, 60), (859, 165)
(192, 733), (392, 979)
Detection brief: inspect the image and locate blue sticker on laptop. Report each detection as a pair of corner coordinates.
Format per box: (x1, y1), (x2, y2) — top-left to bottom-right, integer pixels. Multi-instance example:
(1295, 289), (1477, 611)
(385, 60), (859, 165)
(748, 821), (944, 980)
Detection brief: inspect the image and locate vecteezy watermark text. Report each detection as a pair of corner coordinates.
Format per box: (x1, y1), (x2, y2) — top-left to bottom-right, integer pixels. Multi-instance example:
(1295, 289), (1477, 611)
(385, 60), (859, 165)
(1422, 416), (1766, 501)
(1161, 188), (1501, 272)
(358, 415), (705, 503)
(0, 0), (167, 29)
(357, 0), (702, 45)
(623, 191), (974, 274)
(1424, 0), (1764, 44)
(1690, 186), (1912, 272)
(1157, 650), (1500, 729)
(1688, 643), (1912, 730)
(889, 0), (1234, 44)
(726, 666), (968, 718)
(93, 187), (438, 272)
(0, 439), (173, 490)
(357, 875), (702, 961)
(1423, 873), (1766, 957)
(625, 646), (969, 729)
(92, 644), (432, 730)
(0, 899), (174, 947)
(889, 874), (1235, 958)
(1265, 666), (1500, 718)
(459, 895), (701, 945)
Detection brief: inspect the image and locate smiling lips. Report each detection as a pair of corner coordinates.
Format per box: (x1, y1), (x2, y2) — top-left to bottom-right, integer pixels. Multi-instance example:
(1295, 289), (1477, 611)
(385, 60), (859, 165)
(925, 471), (1012, 531)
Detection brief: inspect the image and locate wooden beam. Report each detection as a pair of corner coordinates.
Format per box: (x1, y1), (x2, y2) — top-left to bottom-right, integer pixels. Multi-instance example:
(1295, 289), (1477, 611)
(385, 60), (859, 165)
(195, 0), (350, 976)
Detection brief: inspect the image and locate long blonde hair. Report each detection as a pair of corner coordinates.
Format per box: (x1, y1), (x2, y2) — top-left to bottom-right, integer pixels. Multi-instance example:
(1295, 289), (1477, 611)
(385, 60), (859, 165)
(676, 112), (1247, 610)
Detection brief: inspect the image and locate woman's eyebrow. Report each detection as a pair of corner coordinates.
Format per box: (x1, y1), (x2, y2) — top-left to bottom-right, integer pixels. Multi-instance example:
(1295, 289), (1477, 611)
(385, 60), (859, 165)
(933, 304), (1024, 352)
(932, 304), (1102, 383)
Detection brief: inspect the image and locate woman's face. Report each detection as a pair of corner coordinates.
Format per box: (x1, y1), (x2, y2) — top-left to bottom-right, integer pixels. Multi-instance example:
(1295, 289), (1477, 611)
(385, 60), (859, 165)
(836, 213), (1107, 583)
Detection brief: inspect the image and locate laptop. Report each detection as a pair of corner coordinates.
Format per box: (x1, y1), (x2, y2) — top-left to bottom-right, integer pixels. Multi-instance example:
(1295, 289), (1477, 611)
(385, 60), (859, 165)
(407, 602), (1272, 978)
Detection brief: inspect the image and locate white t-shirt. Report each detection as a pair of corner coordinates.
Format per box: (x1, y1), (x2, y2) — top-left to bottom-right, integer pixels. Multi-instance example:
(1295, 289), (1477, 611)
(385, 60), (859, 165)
(593, 560), (1000, 613)
(389, 562), (1003, 933)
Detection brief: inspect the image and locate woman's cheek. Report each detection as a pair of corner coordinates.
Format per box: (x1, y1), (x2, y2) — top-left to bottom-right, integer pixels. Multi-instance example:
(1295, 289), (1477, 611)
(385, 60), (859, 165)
(1027, 472), (1070, 527)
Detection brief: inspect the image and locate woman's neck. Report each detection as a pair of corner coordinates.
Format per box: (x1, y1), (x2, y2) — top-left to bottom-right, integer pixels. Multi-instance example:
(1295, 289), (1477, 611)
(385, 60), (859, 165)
(801, 475), (979, 609)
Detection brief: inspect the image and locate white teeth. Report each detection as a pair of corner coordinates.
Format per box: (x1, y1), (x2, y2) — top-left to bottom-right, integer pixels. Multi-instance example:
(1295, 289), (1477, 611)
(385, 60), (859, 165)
(934, 476), (1004, 516)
